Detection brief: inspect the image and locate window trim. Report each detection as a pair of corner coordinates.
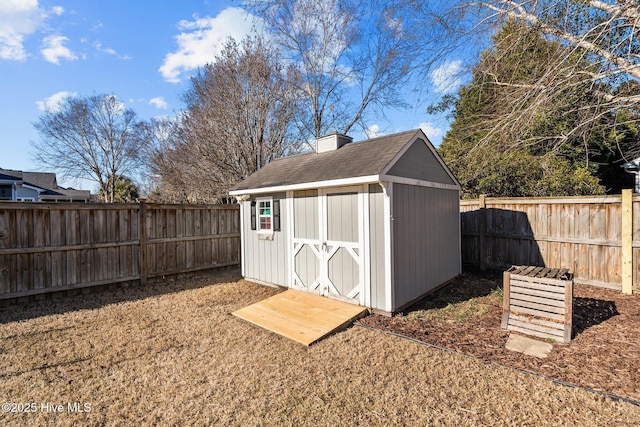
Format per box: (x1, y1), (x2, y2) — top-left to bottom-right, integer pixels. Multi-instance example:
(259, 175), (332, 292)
(256, 197), (274, 234)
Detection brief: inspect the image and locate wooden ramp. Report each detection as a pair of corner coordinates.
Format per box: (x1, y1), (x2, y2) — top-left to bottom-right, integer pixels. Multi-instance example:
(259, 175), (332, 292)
(232, 290), (369, 346)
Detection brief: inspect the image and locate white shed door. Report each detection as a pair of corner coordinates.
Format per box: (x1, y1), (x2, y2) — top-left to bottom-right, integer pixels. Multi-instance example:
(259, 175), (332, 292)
(291, 187), (364, 304)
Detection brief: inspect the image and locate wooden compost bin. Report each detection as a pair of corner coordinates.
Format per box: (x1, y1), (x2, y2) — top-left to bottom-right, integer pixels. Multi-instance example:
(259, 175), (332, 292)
(502, 266), (573, 344)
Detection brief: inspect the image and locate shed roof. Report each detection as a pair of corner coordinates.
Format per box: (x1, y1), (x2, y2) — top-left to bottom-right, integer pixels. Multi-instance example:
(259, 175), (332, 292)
(231, 129), (454, 194)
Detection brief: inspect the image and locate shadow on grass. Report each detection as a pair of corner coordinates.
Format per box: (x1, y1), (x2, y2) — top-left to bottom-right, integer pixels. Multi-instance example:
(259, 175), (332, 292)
(0, 267), (242, 324)
(572, 297), (619, 338)
(403, 267), (503, 314)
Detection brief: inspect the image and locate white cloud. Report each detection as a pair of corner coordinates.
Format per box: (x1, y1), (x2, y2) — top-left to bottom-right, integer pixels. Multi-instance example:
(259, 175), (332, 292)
(159, 7), (260, 83)
(364, 124), (385, 138)
(93, 41), (116, 55)
(149, 97), (168, 110)
(41, 34), (77, 64)
(92, 41), (131, 60)
(36, 90), (77, 111)
(0, 0), (47, 61)
(429, 60), (463, 94)
(0, 2), (67, 61)
(419, 122), (443, 140)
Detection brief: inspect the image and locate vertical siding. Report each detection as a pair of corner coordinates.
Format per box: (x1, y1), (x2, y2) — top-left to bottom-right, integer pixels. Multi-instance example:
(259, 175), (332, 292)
(241, 193), (289, 286)
(368, 184), (386, 310)
(393, 184), (461, 309)
(386, 139), (457, 185)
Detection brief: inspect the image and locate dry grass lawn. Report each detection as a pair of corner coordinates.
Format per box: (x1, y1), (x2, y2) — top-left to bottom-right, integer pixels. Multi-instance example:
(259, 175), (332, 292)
(1, 269), (639, 426)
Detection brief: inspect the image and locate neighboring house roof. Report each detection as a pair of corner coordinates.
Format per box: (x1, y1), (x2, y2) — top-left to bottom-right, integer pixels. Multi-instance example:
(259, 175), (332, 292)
(0, 169), (23, 182)
(22, 171), (58, 190)
(230, 129), (459, 194)
(0, 168), (91, 201)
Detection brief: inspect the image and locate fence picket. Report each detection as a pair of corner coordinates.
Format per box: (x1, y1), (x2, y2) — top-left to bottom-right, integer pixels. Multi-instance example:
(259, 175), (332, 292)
(461, 192), (636, 292)
(0, 202), (240, 300)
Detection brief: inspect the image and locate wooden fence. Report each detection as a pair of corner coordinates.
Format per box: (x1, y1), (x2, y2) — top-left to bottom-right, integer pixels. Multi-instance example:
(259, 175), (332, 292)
(461, 190), (637, 293)
(0, 201), (240, 299)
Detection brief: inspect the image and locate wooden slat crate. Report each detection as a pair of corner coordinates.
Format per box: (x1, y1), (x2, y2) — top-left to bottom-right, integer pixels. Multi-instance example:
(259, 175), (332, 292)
(501, 266), (573, 344)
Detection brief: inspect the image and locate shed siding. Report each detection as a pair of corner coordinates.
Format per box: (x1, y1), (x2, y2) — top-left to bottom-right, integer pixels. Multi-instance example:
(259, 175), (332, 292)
(242, 193), (289, 286)
(368, 184), (386, 310)
(393, 184), (460, 308)
(386, 139), (456, 185)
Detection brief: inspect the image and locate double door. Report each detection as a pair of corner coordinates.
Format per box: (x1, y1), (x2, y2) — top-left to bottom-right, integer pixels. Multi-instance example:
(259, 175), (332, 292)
(291, 187), (364, 304)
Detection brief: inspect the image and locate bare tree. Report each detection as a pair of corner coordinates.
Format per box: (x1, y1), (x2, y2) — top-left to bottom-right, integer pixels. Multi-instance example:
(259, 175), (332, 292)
(32, 94), (146, 202)
(437, 0), (640, 160)
(245, 0), (429, 139)
(149, 36), (298, 203)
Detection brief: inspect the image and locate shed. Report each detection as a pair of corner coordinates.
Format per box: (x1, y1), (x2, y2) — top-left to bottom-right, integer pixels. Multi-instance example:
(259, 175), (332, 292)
(229, 129), (461, 315)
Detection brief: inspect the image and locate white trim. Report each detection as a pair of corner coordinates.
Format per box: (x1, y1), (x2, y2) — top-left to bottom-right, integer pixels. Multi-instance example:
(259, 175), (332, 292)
(381, 182), (394, 313)
(285, 190), (294, 288)
(357, 189), (366, 306)
(21, 183), (46, 193)
(380, 174), (460, 191)
(362, 188), (371, 308)
(379, 129), (461, 188)
(239, 201), (245, 277)
(256, 196), (274, 235)
(229, 175), (379, 196)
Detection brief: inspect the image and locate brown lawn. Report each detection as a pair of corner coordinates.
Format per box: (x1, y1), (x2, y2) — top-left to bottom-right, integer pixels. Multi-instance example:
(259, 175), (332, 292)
(1, 268), (639, 426)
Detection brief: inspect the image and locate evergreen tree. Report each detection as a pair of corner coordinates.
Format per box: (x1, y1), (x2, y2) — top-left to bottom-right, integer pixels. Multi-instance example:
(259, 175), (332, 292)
(438, 21), (634, 198)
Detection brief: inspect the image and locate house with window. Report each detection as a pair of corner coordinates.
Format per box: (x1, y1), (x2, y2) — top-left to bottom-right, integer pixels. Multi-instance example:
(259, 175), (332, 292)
(0, 168), (91, 202)
(230, 129), (462, 315)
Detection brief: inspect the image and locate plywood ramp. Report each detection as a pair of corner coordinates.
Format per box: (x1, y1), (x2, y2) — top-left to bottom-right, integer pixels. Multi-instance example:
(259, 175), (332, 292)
(232, 290), (369, 346)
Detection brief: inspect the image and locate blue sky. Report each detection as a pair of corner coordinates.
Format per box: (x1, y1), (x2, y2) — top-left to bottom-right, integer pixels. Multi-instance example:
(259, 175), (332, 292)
(0, 0), (464, 190)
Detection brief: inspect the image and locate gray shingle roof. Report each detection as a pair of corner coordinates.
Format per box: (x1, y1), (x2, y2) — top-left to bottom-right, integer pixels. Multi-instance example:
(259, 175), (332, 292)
(0, 169), (23, 181)
(0, 168), (90, 200)
(22, 171), (58, 190)
(231, 129), (420, 192)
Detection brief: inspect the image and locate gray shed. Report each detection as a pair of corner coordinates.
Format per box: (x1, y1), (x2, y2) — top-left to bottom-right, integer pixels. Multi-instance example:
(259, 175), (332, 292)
(229, 129), (461, 315)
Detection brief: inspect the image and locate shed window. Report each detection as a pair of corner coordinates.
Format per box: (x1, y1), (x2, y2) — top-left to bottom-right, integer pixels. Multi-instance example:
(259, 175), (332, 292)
(258, 198), (273, 233)
(251, 198), (281, 233)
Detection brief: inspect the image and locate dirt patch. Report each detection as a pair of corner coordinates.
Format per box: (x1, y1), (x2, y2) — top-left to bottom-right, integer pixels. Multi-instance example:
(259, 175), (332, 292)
(360, 268), (640, 403)
(1, 268), (639, 426)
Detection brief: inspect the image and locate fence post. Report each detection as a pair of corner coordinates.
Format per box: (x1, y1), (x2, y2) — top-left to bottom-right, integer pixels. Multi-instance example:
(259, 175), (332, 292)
(479, 194), (487, 270)
(139, 199), (148, 286)
(621, 189), (633, 294)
